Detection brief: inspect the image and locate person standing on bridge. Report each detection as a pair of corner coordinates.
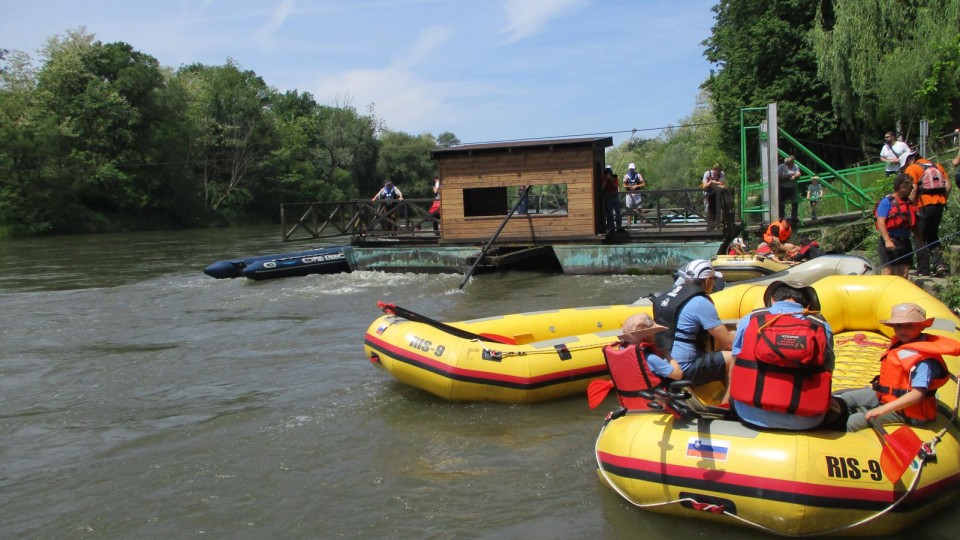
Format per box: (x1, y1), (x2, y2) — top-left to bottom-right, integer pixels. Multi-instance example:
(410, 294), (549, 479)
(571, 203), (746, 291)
(623, 163), (646, 224)
(702, 163), (726, 226)
(372, 180), (404, 232)
(777, 156), (802, 223)
(601, 166), (624, 234)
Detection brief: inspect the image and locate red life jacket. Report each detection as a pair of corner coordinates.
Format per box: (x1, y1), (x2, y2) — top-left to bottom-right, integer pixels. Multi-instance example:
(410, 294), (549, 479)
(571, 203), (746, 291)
(731, 309), (832, 416)
(602, 342), (666, 410)
(873, 194), (916, 232)
(874, 335), (958, 422)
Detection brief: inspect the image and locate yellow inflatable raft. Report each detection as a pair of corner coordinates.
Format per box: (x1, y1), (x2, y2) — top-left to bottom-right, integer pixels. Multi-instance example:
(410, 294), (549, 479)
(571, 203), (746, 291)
(710, 254), (791, 281)
(595, 275), (960, 536)
(363, 256), (873, 404)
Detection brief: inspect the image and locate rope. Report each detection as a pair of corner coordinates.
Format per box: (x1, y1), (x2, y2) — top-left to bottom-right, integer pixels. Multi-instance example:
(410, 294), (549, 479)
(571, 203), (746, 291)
(880, 227), (960, 269)
(835, 333), (889, 348)
(480, 340), (607, 359)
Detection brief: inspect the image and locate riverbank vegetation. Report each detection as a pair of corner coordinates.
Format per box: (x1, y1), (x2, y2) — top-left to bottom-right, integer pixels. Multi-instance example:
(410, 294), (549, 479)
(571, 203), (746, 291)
(2, 1), (958, 237)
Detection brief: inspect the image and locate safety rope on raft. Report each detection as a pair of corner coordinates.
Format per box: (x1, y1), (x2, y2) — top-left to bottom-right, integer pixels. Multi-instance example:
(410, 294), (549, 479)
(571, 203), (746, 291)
(835, 332), (890, 348)
(478, 340), (607, 360)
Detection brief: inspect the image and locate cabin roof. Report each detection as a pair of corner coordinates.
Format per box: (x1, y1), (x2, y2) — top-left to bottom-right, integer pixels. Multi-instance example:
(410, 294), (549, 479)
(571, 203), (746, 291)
(431, 136), (613, 159)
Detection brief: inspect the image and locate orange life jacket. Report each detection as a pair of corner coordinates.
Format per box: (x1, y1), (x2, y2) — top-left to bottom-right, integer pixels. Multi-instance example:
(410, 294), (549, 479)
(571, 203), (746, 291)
(602, 342), (666, 410)
(874, 335), (958, 422)
(763, 220), (791, 244)
(731, 309), (832, 417)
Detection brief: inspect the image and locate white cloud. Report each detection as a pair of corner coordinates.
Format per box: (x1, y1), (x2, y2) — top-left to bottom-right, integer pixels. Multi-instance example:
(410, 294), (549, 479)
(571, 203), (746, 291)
(500, 0), (589, 44)
(256, 0), (297, 49)
(312, 26), (478, 133)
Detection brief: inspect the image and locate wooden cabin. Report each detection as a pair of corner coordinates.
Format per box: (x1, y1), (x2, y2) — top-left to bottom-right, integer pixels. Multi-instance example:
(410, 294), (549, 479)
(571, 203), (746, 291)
(430, 137), (613, 243)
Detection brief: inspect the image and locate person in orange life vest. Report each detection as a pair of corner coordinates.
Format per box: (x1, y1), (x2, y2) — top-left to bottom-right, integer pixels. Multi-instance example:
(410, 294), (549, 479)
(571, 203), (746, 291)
(730, 281), (834, 430)
(901, 150), (951, 277)
(876, 173), (917, 278)
(838, 303), (960, 432)
(763, 218), (796, 257)
(600, 313), (683, 410)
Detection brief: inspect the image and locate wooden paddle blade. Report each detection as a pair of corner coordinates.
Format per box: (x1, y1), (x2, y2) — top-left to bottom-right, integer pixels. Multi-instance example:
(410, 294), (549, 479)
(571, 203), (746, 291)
(879, 426), (924, 483)
(587, 379), (614, 409)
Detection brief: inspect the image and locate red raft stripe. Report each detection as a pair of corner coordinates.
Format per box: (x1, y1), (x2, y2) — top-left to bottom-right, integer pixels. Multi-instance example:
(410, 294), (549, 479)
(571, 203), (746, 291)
(366, 333), (607, 385)
(597, 450), (954, 503)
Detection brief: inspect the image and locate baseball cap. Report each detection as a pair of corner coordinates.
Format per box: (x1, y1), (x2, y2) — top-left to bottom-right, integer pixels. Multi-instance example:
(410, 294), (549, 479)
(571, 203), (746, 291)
(674, 259), (723, 285)
(628, 163), (636, 170)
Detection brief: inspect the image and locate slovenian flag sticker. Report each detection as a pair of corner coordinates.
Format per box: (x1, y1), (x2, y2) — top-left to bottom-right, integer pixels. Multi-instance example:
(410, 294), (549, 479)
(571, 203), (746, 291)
(686, 437), (730, 461)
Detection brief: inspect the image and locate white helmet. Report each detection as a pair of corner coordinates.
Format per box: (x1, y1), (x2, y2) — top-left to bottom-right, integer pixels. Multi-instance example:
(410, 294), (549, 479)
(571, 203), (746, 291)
(628, 163), (636, 170)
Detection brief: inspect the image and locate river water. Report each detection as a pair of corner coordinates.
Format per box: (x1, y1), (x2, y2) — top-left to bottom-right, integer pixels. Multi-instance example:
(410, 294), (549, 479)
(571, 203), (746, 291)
(0, 226), (954, 539)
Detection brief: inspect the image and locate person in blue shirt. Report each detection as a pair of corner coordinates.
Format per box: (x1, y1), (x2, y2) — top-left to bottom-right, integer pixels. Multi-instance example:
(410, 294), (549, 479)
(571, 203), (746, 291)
(876, 173), (916, 278)
(731, 281), (835, 430)
(653, 260), (734, 403)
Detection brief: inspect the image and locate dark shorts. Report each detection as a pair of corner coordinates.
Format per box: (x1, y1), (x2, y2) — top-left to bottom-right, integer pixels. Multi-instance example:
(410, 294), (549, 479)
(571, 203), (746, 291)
(879, 236), (912, 267)
(680, 351), (727, 386)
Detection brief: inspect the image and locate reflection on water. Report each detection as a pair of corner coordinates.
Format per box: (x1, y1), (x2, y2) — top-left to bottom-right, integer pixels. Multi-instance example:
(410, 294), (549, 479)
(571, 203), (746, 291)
(0, 226), (955, 538)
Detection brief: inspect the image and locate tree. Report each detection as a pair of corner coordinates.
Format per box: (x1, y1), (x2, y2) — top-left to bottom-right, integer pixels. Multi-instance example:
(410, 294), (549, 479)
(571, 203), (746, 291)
(177, 60), (277, 213)
(702, 1), (849, 165)
(437, 131), (460, 148)
(377, 131), (437, 197)
(811, 0), (960, 144)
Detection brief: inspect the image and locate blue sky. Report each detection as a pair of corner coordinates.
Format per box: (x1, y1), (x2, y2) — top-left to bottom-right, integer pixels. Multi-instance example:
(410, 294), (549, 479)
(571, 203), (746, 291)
(1, 0), (718, 146)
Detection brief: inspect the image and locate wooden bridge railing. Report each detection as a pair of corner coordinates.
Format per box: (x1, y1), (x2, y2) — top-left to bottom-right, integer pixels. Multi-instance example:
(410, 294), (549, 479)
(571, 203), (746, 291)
(282, 199), (440, 242)
(281, 188), (736, 243)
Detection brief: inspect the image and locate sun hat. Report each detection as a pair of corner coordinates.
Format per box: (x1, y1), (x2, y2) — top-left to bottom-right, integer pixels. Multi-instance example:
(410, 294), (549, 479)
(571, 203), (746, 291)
(618, 313), (668, 343)
(881, 303), (934, 327)
(628, 163), (636, 170)
(899, 149), (919, 169)
(763, 280), (821, 311)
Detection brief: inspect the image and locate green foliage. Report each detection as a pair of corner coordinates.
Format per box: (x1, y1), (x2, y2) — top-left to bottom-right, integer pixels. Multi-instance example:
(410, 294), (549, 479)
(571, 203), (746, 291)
(935, 276), (960, 311)
(606, 91), (735, 190)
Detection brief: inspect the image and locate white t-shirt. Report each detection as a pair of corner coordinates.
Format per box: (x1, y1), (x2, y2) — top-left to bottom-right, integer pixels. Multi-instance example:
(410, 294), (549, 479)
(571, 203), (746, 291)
(880, 141), (910, 173)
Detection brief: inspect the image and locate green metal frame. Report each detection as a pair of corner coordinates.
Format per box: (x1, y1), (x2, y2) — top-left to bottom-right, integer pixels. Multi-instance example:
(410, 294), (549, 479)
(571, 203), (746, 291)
(739, 107), (887, 223)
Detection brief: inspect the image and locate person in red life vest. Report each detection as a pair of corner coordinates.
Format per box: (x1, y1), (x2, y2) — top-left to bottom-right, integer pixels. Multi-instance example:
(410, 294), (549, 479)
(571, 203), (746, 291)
(875, 173), (917, 278)
(730, 281), (834, 430)
(901, 150), (951, 277)
(597, 313), (683, 410)
(838, 303), (960, 432)
(727, 237), (748, 256)
(786, 235), (822, 263)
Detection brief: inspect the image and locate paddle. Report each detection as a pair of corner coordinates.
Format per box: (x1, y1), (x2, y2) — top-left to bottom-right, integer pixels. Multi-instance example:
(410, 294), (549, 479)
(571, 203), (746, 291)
(459, 185), (532, 290)
(859, 406), (923, 483)
(587, 379), (614, 409)
(376, 302), (513, 344)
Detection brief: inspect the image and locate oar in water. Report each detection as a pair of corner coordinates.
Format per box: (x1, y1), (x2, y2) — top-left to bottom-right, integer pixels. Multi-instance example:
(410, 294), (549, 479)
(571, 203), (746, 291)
(859, 406), (924, 483)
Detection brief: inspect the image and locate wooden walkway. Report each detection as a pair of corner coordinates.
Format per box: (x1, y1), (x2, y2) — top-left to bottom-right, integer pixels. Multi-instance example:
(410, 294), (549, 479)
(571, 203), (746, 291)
(280, 188), (736, 245)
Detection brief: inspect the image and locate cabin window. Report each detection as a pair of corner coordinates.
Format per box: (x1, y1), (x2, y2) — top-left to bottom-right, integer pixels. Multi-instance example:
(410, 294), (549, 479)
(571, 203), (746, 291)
(462, 184), (568, 217)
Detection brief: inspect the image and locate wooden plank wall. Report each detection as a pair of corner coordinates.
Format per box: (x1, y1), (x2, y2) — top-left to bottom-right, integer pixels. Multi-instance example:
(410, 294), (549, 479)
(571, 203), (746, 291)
(436, 147), (603, 242)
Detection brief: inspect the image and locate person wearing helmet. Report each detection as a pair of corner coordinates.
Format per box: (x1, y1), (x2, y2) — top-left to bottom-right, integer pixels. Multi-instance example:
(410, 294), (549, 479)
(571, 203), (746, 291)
(622, 163), (646, 224)
(652, 259), (735, 403)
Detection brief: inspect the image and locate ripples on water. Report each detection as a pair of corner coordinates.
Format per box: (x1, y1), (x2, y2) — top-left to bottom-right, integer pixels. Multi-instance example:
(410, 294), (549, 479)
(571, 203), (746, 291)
(0, 227), (955, 538)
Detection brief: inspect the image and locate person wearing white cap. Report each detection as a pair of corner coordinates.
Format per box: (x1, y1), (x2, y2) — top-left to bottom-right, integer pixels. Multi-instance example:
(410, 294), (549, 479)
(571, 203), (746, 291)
(622, 163), (645, 224)
(652, 259), (735, 403)
(838, 303), (960, 432)
(730, 281), (834, 430)
(901, 149), (951, 277)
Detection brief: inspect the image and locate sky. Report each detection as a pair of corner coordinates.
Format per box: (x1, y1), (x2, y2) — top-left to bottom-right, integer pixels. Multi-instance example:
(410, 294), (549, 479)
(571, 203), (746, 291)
(1, 0), (718, 147)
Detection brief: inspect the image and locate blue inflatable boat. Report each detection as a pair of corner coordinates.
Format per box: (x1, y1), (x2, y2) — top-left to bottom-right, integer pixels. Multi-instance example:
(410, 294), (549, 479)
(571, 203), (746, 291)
(203, 247), (350, 280)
